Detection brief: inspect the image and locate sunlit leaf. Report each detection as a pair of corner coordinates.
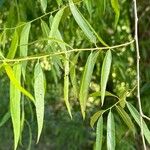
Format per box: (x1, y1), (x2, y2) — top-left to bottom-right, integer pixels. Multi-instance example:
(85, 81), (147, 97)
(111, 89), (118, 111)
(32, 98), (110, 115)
(90, 110), (104, 128)
(40, 0), (47, 13)
(4, 63), (34, 102)
(34, 62), (45, 143)
(107, 111), (115, 150)
(101, 50), (112, 106)
(10, 63), (21, 150)
(41, 19), (50, 37)
(79, 51), (99, 119)
(20, 23), (31, 80)
(7, 30), (18, 59)
(96, 116), (103, 150)
(116, 105), (135, 133)
(127, 102), (150, 144)
(111, 0), (120, 27)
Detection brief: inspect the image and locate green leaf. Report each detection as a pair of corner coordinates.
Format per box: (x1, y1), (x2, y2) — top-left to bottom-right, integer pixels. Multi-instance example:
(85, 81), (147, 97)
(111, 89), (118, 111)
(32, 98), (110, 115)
(34, 62), (45, 143)
(49, 8), (65, 38)
(96, 116), (103, 150)
(96, 0), (106, 17)
(116, 105), (135, 133)
(107, 111), (116, 150)
(101, 50), (112, 106)
(127, 102), (150, 144)
(4, 63), (34, 102)
(10, 63), (21, 150)
(84, 0), (92, 16)
(7, 30), (18, 59)
(69, 0), (108, 46)
(0, 111), (10, 127)
(41, 19), (50, 37)
(79, 51), (99, 119)
(20, 23), (31, 80)
(70, 53), (80, 98)
(64, 54), (72, 118)
(40, 0), (47, 13)
(90, 110), (104, 128)
(90, 91), (118, 99)
(111, 0), (120, 27)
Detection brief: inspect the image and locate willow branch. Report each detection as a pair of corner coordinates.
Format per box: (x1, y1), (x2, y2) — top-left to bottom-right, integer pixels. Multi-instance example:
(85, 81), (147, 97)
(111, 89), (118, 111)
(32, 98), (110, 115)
(133, 0), (146, 149)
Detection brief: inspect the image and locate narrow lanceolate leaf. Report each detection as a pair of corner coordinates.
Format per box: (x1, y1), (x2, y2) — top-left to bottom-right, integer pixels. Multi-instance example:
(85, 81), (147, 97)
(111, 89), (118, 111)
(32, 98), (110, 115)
(4, 63), (34, 102)
(69, 0), (108, 46)
(96, 116), (103, 150)
(40, 0), (47, 13)
(34, 62), (45, 143)
(20, 23), (31, 79)
(90, 110), (104, 128)
(111, 0), (120, 27)
(49, 8), (64, 38)
(64, 54), (72, 118)
(107, 111), (115, 150)
(41, 19), (50, 37)
(0, 111), (10, 127)
(7, 30), (18, 59)
(69, 0), (96, 43)
(116, 105), (135, 133)
(79, 52), (99, 119)
(10, 63), (21, 150)
(127, 103), (150, 144)
(101, 50), (112, 106)
(96, 0), (106, 17)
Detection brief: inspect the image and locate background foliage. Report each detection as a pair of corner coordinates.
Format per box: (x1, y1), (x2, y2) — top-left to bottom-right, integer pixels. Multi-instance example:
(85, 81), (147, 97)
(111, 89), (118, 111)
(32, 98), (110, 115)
(0, 0), (150, 150)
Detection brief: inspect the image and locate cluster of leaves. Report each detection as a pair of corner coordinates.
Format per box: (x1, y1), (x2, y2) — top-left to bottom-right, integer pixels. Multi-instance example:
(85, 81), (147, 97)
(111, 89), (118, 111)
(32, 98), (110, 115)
(0, 0), (150, 149)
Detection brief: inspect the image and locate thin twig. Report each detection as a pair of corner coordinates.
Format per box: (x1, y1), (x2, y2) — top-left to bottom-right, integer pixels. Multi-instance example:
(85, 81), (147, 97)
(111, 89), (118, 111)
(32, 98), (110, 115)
(133, 0), (147, 149)
(0, 40), (134, 63)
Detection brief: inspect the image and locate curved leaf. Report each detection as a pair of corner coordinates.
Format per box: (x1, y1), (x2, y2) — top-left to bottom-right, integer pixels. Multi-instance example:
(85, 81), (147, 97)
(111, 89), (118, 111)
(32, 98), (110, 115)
(34, 62), (45, 143)
(107, 111), (116, 150)
(95, 116), (103, 150)
(127, 102), (150, 144)
(101, 50), (112, 106)
(4, 63), (34, 102)
(111, 0), (120, 27)
(90, 110), (104, 128)
(116, 105), (135, 133)
(79, 51), (99, 119)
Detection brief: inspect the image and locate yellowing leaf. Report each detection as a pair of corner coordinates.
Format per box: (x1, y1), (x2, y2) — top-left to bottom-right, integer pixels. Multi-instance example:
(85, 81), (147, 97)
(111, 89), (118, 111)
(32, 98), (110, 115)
(79, 52), (99, 119)
(40, 0), (47, 13)
(96, 116), (103, 150)
(107, 111), (115, 150)
(4, 63), (34, 102)
(34, 62), (45, 143)
(116, 105), (135, 133)
(10, 63), (21, 150)
(101, 50), (112, 106)
(127, 102), (150, 144)
(111, 0), (120, 27)
(90, 110), (104, 128)
(7, 30), (18, 59)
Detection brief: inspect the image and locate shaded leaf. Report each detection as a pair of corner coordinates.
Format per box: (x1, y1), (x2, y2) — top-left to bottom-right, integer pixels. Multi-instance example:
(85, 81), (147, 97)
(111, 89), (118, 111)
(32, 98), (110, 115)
(107, 111), (116, 150)
(96, 116), (103, 150)
(10, 63), (21, 150)
(111, 0), (120, 27)
(101, 50), (112, 106)
(41, 19), (50, 37)
(40, 0), (47, 13)
(0, 111), (10, 127)
(79, 51), (99, 119)
(4, 63), (34, 102)
(90, 110), (104, 128)
(7, 30), (18, 59)
(127, 102), (150, 144)
(116, 105), (135, 133)
(96, 0), (106, 17)
(34, 62), (45, 143)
